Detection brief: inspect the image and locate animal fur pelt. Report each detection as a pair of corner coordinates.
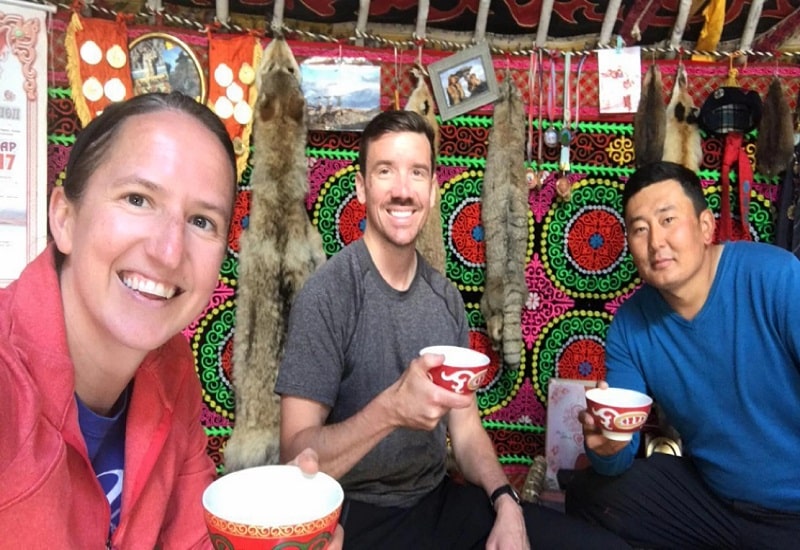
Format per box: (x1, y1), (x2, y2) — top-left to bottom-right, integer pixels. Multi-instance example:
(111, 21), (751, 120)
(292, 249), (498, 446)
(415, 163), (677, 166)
(225, 38), (326, 472)
(480, 73), (527, 371)
(634, 63), (666, 167)
(662, 64), (702, 173)
(757, 77), (794, 177)
(404, 65), (445, 274)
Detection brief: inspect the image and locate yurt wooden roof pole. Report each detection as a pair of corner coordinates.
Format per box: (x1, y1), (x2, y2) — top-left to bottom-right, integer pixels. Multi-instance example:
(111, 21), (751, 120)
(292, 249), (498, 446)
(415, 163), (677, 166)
(146, 0), (161, 25)
(753, 6), (800, 53)
(355, 0), (370, 46)
(535, 0), (554, 48)
(739, 0), (765, 53)
(597, 0), (622, 47)
(474, 0), (491, 44)
(667, 0), (693, 57)
(271, 0), (285, 35)
(215, 0), (229, 24)
(414, 0), (430, 42)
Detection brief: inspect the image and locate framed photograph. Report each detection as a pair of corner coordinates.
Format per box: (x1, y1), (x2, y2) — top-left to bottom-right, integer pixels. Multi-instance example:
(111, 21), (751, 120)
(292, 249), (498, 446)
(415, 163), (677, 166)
(300, 57), (381, 131)
(129, 32), (206, 103)
(428, 42), (499, 121)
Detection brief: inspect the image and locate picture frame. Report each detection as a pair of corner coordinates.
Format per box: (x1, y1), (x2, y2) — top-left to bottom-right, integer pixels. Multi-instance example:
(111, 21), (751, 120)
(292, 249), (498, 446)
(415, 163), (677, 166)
(129, 32), (207, 103)
(300, 57), (382, 131)
(428, 42), (499, 121)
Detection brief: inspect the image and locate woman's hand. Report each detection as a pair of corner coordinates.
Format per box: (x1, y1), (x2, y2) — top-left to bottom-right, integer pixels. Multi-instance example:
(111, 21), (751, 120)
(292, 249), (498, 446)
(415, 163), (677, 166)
(287, 448), (345, 550)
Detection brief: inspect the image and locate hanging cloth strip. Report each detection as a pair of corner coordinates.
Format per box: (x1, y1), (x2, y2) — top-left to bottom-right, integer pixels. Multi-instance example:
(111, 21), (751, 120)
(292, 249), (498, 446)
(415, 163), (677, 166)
(719, 132), (753, 241)
(207, 32), (262, 181)
(65, 12), (133, 126)
(699, 81), (762, 242)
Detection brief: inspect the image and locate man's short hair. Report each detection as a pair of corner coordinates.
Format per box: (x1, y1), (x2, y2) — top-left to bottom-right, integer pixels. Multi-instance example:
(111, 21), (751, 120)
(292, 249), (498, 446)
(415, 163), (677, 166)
(358, 110), (436, 175)
(622, 161), (708, 217)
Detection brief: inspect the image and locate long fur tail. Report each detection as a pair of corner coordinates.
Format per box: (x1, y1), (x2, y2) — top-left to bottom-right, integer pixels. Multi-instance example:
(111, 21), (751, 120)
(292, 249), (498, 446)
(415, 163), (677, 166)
(634, 64), (666, 166)
(226, 38), (325, 473)
(663, 65), (702, 173)
(757, 77), (794, 177)
(480, 73), (527, 371)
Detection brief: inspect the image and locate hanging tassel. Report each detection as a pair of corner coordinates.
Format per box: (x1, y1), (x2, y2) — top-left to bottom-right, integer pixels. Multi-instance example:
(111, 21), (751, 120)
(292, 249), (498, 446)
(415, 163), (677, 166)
(663, 64), (702, 172)
(757, 77), (795, 177)
(634, 63), (666, 166)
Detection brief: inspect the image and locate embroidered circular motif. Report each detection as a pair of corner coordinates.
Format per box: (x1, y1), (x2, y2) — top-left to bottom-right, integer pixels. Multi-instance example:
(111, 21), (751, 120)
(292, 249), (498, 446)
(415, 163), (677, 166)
(541, 177), (638, 300)
(448, 198), (484, 267)
(530, 310), (613, 402)
(335, 194), (366, 247)
(466, 307), (526, 414)
(441, 170), (486, 289)
(565, 207), (627, 273)
(192, 300), (237, 419)
(314, 166), (362, 257)
(228, 188), (251, 256)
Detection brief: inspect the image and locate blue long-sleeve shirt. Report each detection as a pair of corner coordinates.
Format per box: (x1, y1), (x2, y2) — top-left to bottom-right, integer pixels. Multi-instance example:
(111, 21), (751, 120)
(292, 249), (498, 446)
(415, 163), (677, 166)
(592, 241), (800, 512)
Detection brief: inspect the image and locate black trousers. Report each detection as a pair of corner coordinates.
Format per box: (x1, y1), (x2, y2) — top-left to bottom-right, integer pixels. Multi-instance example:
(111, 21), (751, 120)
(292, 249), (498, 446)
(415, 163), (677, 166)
(341, 477), (630, 549)
(565, 454), (800, 549)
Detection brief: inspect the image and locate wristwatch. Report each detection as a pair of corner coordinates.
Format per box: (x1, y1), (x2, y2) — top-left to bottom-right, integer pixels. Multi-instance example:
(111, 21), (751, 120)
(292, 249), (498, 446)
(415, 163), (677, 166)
(490, 484), (521, 508)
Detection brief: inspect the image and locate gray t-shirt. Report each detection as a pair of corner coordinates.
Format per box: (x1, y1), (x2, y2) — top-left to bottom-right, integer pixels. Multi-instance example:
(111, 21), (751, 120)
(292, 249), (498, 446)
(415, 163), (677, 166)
(275, 239), (469, 507)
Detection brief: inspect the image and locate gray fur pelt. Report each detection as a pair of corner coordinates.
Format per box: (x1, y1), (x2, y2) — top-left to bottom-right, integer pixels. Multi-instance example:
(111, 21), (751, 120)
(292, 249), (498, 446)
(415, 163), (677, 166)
(662, 64), (702, 173)
(480, 73), (527, 371)
(634, 63), (666, 167)
(404, 66), (445, 274)
(225, 38), (326, 472)
(757, 77), (794, 177)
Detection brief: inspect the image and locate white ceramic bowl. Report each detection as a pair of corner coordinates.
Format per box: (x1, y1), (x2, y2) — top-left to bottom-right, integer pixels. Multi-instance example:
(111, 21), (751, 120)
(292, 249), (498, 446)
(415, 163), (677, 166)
(202, 465), (343, 549)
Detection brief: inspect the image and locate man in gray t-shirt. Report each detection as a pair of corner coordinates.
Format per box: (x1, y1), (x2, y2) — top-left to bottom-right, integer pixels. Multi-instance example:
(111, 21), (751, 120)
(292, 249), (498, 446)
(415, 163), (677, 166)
(276, 110), (630, 550)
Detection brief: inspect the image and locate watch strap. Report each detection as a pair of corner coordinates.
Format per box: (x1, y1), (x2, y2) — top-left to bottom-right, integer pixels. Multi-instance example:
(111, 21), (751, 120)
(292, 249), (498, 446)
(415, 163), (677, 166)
(489, 484), (521, 508)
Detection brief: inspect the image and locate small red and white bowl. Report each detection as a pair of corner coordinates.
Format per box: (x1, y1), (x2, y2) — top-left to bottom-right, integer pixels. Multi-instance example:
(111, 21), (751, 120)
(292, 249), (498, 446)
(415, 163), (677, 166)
(202, 465), (343, 549)
(420, 345), (491, 394)
(585, 387), (653, 441)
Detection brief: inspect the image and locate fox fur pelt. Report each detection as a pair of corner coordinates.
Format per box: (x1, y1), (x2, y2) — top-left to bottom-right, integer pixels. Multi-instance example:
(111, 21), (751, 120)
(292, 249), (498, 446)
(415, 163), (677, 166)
(480, 73), (526, 371)
(225, 38), (326, 472)
(757, 77), (794, 177)
(662, 64), (702, 173)
(634, 63), (666, 167)
(404, 66), (445, 274)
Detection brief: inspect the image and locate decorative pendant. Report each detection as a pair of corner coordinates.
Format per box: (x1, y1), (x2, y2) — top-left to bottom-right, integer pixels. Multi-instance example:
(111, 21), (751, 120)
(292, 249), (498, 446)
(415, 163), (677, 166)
(556, 174), (572, 200)
(526, 167), (542, 190)
(544, 127), (559, 148)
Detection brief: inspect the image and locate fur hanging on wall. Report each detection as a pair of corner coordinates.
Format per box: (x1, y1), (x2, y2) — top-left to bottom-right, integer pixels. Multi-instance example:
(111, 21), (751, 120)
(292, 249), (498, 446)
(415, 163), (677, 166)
(224, 38), (326, 472)
(405, 65), (446, 274)
(634, 63), (666, 167)
(757, 77), (795, 177)
(480, 72), (527, 371)
(662, 64), (702, 173)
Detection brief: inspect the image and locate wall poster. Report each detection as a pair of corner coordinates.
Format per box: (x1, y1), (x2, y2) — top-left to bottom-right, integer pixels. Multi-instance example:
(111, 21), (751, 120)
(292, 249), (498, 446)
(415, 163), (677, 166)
(0, 0), (54, 286)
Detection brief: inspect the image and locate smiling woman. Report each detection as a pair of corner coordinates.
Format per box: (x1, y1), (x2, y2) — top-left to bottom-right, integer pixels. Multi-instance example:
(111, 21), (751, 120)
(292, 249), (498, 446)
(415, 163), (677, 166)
(0, 92), (238, 547)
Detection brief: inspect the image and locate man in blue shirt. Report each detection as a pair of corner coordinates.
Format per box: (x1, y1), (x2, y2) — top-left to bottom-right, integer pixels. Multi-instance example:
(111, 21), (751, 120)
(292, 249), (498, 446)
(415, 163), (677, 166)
(566, 161), (800, 548)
